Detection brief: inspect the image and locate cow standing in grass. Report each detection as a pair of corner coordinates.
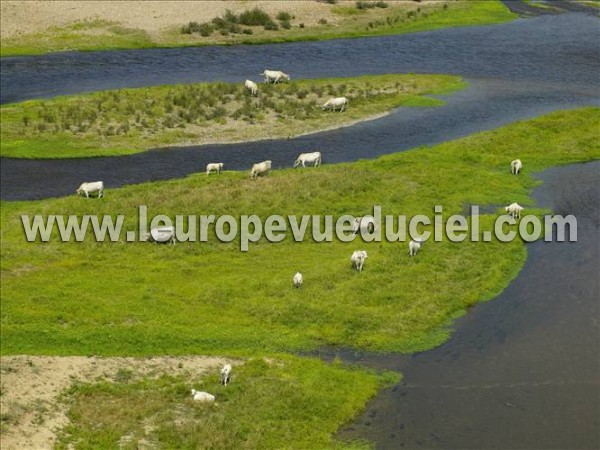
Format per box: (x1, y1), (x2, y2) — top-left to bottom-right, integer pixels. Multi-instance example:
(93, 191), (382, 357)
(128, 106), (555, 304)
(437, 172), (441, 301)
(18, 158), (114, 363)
(206, 162), (224, 175)
(250, 160), (272, 179)
(261, 70), (290, 84)
(294, 152), (322, 168)
(511, 159), (523, 175)
(76, 181), (104, 198)
(322, 97), (348, 112)
(351, 250), (368, 272)
(245, 79), (258, 95)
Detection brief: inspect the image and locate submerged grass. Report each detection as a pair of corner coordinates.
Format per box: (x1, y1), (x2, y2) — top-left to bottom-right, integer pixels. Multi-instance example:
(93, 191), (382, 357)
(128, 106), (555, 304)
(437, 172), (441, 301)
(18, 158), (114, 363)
(0, 74), (465, 159)
(55, 356), (396, 449)
(2, 107), (598, 357)
(0, 1), (515, 57)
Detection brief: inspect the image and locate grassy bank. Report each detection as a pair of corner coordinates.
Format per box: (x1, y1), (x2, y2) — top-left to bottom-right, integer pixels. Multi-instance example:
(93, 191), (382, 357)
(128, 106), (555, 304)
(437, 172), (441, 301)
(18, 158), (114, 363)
(0, 74), (465, 159)
(0, 1), (515, 57)
(2, 108), (598, 357)
(53, 356), (396, 449)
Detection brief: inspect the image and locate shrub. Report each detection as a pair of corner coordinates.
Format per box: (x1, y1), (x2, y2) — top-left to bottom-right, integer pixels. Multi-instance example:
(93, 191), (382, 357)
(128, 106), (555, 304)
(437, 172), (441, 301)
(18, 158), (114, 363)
(276, 11), (292, 21)
(223, 9), (239, 23)
(181, 21), (201, 34)
(280, 20), (291, 29)
(264, 22), (279, 31)
(299, 23), (305, 28)
(324, 0), (338, 3)
(376, 1), (389, 8)
(242, 28), (253, 35)
(239, 7), (275, 27)
(356, 1), (376, 9)
(318, 18), (328, 24)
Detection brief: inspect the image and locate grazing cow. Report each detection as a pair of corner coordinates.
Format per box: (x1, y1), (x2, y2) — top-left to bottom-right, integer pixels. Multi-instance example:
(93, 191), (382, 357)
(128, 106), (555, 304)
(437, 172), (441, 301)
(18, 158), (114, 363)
(511, 159), (523, 175)
(408, 239), (423, 257)
(191, 389), (215, 402)
(293, 272), (303, 288)
(244, 79), (258, 95)
(250, 160), (272, 179)
(505, 202), (524, 219)
(351, 250), (368, 272)
(141, 226), (176, 244)
(261, 70), (290, 84)
(76, 181), (104, 198)
(352, 216), (377, 234)
(206, 162), (224, 175)
(294, 152), (322, 168)
(220, 364), (232, 386)
(322, 97), (348, 112)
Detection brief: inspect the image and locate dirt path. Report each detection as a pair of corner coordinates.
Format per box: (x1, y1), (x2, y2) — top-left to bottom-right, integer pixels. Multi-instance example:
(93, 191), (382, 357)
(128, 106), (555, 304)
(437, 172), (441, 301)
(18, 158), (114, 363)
(0, 355), (232, 449)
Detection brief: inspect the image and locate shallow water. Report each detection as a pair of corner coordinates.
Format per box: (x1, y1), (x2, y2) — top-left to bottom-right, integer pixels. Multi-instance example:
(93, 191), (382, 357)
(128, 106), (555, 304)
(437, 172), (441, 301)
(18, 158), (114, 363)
(326, 161), (600, 449)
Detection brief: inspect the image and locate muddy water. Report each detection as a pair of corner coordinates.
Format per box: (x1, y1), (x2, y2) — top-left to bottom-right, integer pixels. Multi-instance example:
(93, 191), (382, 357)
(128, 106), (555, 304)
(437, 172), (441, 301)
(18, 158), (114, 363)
(325, 161), (599, 449)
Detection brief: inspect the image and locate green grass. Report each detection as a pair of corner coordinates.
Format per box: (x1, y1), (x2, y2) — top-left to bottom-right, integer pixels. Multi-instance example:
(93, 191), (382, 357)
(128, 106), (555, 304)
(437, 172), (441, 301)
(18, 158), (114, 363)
(1, 1), (516, 57)
(55, 356), (396, 449)
(0, 74), (465, 159)
(0, 19), (153, 57)
(2, 107), (598, 357)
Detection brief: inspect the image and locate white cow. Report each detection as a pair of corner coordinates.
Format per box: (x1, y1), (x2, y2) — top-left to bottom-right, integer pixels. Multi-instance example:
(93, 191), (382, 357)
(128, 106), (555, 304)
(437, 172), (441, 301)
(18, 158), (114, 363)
(352, 216), (377, 234)
(206, 162), (224, 175)
(261, 70), (290, 84)
(220, 364), (232, 386)
(294, 152), (322, 168)
(141, 226), (176, 244)
(250, 160), (272, 179)
(511, 159), (523, 175)
(191, 389), (215, 402)
(293, 272), (303, 288)
(351, 250), (368, 272)
(244, 79), (258, 95)
(505, 202), (524, 219)
(76, 181), (104, 198)
(408, 239), (424, 257)
(322, 97), (348, 112)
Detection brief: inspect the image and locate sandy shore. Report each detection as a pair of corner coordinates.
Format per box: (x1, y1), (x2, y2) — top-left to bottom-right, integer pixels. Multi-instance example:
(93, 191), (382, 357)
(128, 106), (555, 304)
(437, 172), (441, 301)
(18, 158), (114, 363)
(0, 355), (234, 449)
(0, 1), (340, 39)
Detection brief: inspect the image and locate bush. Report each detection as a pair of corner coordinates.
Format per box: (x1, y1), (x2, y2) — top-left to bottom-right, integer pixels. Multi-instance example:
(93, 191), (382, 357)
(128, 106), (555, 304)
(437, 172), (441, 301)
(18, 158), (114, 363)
(276, 11), (292, 21)
(324, 0), (338, 3)
(239, 7), (275, 27)
(376, 1), (389, 8)
(242, 28), (253, 35)
(181, 21), (201, 34)
(299, 23), (305, 28)
(318, 18), (328, 25)
(223, 9), (239, 23)
(264, 22), (279, 31)
(356, 1), (376, 9)
(280, 20), (291, 29)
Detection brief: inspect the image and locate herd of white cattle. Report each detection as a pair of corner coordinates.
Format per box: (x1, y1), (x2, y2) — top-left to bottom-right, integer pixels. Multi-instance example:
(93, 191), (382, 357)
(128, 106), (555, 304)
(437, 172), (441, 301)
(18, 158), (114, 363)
(190, 364), (232, 403)
(74, 76), (526, 286)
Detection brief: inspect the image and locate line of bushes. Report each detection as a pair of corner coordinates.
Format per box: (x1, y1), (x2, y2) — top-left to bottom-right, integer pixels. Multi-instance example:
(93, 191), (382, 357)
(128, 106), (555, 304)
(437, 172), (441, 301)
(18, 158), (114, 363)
(182, 8), (296, 36)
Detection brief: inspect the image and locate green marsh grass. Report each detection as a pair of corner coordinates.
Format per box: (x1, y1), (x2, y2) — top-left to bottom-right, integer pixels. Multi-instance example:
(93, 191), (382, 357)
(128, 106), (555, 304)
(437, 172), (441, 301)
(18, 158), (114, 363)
(2, 108), (598, 357)
(0, 74), (465, 159)
(55, 356), (395, 449)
